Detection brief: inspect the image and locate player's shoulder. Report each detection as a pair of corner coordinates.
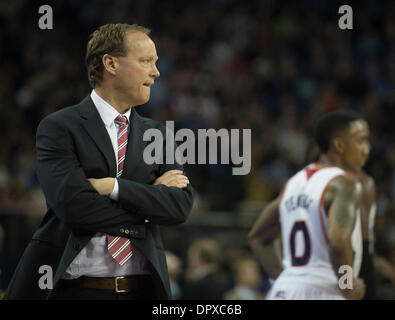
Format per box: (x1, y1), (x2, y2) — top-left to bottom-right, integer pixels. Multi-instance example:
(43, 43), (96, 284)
(355, 171), (376, 199)
(356, 170), (375, 189)
(329, 173), (361, 198)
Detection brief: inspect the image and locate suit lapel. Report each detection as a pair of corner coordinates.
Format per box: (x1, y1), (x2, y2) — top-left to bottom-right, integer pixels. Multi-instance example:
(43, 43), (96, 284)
(78, 96), (117, 177)
(122, 108), (146, 177)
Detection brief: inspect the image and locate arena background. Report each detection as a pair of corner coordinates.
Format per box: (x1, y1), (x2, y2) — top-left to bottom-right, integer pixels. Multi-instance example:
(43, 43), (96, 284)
(0, 0), (394, 299)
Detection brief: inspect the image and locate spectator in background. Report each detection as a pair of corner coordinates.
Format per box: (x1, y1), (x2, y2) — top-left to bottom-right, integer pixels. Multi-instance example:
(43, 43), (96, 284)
(223, 256), (264, 300)
(0, 224), (18, 297)
(165, 250), (183, 300)
(181, 238), (228, 300)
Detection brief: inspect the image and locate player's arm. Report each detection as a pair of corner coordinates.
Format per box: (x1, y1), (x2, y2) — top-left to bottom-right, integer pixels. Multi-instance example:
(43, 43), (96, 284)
(248, 196), (283, 279)
(326, 174), (365, 299)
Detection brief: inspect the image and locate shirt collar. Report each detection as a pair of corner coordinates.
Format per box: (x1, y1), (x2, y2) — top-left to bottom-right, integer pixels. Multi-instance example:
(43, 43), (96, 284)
(90, 89), (131, 127)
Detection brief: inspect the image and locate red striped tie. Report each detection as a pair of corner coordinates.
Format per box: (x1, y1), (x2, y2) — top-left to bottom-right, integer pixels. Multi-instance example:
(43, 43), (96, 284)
(107, 115), (133, 266)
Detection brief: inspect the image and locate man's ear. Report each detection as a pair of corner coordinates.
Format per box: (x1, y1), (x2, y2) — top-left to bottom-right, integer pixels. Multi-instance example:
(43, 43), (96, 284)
(333, 137), (345, 154)
(102, 54), (117, 76)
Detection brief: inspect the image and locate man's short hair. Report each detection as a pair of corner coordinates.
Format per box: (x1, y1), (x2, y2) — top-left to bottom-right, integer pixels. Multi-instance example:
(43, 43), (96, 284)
(85, 23), (150, 88)
(314, 110), (363, 153)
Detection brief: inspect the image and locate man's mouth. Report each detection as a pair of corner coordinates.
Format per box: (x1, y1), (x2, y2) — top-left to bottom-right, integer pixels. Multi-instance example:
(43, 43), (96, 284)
(143, 82), (153, 87)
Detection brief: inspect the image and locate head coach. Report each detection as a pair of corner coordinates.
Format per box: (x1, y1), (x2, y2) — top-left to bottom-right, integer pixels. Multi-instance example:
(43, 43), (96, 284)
(4, 23), (195, 300)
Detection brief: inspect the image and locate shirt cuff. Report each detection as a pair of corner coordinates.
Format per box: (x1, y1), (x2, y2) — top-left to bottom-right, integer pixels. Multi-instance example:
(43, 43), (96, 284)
(109, 178), (119, 200)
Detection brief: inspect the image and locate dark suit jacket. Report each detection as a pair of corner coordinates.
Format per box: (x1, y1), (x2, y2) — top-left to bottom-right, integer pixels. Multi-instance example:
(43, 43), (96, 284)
(4, 96), (195, 299)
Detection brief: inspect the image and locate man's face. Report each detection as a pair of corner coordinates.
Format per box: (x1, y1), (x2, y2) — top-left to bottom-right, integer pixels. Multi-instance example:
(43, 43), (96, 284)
(339, 120), (371, 171)
(115, 32), (160, 106)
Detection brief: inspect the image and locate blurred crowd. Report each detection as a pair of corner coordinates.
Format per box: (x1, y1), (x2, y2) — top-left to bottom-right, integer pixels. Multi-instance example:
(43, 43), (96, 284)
(0, 0), (394, 298)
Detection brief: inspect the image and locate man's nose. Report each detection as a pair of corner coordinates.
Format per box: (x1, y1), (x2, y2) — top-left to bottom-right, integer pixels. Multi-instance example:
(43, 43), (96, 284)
(151, 64), (160, 78)
(363, 143), (371, 157)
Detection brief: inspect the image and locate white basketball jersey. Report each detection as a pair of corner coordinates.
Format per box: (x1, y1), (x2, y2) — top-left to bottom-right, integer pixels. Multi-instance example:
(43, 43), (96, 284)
(278, 163), (362, 287)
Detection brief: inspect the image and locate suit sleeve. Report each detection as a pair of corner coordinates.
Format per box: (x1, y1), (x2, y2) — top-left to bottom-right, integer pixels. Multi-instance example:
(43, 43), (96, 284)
(36, 115), (143, 233)
(117, 178), (195, 226)
(117, 126), (196, 226)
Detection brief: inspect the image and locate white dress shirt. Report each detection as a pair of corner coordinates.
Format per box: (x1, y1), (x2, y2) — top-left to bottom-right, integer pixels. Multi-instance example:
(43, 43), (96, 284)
(62, 90), (151, 279)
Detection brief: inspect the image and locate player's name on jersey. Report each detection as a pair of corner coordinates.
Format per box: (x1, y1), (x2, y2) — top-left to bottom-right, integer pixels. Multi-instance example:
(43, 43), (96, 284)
(284, 194), (313, 212)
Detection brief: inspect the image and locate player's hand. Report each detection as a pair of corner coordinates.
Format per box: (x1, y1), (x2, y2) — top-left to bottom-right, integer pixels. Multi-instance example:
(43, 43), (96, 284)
(153, 170), (189, 188)
(88, 177), (115, 196)
(342, 277), (366, 300)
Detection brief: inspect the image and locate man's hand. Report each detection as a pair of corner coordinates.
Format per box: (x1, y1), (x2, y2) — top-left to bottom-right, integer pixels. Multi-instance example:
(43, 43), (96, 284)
(153, 170), (189, 188)
(341, 277), (366, 300)
(88, 178), (115, 196)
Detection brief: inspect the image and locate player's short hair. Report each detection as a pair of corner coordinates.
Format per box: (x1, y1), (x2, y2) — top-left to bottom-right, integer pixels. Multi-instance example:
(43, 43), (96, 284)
(85, 23), (150, 88)
(314, 110), (364, 153)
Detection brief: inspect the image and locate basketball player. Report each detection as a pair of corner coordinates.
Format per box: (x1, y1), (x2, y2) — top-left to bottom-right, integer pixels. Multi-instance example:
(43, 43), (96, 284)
(305, 138), (377, 299)
(249, 111), (369, 299)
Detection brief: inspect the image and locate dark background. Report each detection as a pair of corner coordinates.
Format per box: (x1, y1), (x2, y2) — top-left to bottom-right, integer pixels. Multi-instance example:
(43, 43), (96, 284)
(0, 0), (394, 299)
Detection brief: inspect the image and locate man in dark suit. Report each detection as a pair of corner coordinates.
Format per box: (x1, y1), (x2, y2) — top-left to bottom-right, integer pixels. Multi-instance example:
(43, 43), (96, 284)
(4, 23), (195, 300)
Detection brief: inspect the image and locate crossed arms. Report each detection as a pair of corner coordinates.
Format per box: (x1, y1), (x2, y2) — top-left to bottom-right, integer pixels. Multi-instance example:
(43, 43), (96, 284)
(36, 115), (195, 235)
